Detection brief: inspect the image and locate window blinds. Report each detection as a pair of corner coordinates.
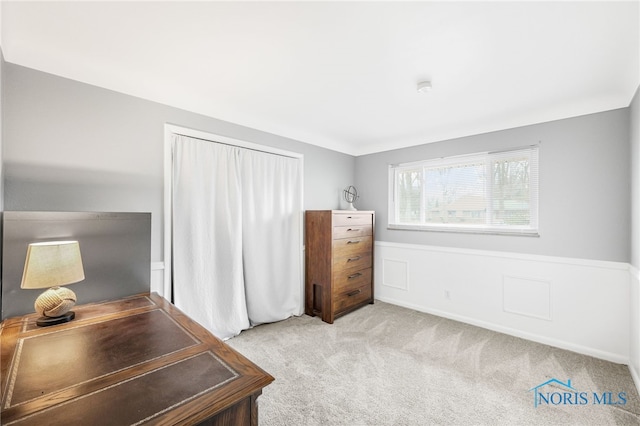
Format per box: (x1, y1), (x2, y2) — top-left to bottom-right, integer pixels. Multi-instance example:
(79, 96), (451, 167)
(389, 146), (539, 235)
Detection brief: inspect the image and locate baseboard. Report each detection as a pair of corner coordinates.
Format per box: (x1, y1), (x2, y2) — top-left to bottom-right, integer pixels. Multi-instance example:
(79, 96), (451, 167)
(376, 295), (628, 364)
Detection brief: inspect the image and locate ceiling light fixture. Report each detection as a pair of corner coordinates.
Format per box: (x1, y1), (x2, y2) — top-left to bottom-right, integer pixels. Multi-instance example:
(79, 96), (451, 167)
(417, 81), (432, 93)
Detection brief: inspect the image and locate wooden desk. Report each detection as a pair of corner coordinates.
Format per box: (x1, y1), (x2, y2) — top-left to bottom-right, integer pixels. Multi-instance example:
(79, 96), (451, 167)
(0, 293), (274, 425)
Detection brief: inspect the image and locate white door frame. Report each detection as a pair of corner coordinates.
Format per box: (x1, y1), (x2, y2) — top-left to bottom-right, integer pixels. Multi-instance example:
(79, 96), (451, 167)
(163, 123), (304, 302)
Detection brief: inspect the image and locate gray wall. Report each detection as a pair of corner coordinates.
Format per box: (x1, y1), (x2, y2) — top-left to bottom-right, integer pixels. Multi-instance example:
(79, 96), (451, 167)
(632, 86), (640, 269)
(2, 60), (634, 264)
(355, 109), (631, 262)
(3, 62), (355, 263)
(2, 211), (151, 319)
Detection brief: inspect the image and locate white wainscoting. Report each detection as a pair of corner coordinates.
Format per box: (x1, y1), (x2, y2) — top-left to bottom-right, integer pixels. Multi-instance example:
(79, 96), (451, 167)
(375, 241), (630, 364)
(630, 266), (640, 391)
(151, 261), (165, 297)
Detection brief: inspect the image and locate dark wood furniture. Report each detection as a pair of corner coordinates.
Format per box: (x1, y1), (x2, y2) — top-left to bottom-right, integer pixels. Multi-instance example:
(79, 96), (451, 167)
(0, 293), (274, 426)
(305, 210), (375, 324)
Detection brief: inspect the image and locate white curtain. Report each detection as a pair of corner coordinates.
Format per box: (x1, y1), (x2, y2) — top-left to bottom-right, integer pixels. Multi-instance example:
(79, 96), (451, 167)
(171, 134), (302, 339)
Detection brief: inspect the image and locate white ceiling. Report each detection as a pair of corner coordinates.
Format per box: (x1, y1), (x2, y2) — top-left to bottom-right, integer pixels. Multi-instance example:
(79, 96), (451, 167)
(2, 1), (639, 156)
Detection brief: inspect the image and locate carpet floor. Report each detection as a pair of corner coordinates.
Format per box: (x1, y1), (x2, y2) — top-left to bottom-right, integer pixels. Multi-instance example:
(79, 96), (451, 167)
(227, 301), (640, 425)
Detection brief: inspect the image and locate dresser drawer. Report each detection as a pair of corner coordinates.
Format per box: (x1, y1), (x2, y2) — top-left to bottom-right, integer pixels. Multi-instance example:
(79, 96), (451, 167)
(332, 236), (372, 259)
(333, 267), (372, 294)
(333, 213), (372, 227)
(333, 252), (371, 272)
(333, 225), (372, 240)
(334, 283), (372, 314)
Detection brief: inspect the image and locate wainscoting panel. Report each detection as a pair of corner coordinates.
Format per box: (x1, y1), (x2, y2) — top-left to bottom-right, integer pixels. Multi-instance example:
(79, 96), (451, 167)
(374, 241), (630, 363)
(382, 259), (409, 290)
(503, 275), (551, 321)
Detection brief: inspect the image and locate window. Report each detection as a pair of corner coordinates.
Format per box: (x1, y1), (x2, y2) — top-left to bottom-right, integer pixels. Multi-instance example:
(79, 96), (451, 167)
(388, 146), (539, 235)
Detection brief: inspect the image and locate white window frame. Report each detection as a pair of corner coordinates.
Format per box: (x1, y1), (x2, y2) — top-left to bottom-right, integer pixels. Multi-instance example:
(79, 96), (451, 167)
(388, 146), (539, 236)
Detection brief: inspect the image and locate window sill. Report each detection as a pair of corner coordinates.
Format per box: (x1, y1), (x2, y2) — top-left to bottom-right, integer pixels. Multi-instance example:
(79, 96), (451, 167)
(388, 223), (540, 237)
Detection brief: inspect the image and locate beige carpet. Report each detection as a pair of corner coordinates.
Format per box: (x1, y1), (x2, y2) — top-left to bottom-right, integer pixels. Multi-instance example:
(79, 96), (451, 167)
(227, 301), (640, 425)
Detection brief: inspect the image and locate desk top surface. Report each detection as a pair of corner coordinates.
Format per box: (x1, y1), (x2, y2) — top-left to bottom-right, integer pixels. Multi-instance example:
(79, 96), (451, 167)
(0, 293), (274, 425)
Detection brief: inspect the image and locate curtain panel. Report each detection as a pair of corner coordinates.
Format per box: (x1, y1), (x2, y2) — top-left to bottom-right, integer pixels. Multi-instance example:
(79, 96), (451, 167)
(171, 134), (303, 339)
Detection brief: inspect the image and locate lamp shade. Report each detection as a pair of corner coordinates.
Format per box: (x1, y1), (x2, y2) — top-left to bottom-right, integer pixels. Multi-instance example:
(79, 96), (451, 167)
(21, 241), (85, 290)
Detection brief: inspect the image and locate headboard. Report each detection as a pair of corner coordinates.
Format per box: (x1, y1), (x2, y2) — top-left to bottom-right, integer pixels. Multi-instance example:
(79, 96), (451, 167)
(1, 211), (151, 320)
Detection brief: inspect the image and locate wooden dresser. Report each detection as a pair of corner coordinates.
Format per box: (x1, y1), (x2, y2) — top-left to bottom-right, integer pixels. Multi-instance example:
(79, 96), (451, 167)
(0, 293), (274, 426)
(305, 210), (374, 324)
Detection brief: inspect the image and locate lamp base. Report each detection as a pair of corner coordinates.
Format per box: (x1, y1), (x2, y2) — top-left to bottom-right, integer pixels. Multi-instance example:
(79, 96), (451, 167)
(36, 311), (75, 327)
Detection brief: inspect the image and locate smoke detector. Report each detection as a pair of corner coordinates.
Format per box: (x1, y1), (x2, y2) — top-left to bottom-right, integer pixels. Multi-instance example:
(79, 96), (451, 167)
(417, 81), (433, 93)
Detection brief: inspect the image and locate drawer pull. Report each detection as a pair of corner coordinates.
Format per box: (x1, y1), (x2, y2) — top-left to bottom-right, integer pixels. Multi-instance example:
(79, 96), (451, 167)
(348, 272), (362, 279)
(347, 240), (361, 244)
(347, 289), (362, 297)
(347, 256), (361, 262)
(347, 228), (360, 232)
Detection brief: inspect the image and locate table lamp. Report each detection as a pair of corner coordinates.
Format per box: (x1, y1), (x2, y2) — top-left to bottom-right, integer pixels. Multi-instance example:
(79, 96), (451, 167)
(20, 240), (85, 327)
